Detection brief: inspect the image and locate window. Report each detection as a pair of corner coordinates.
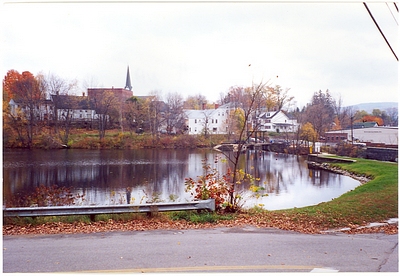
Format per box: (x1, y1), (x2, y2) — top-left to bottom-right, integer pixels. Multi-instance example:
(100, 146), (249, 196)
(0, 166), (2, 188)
(215, 119), (218, 124)
(195, 119), (197, 123)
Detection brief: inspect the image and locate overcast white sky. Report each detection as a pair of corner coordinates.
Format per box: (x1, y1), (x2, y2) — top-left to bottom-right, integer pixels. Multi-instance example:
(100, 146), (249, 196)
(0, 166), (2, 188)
(1, 1), (398, 108)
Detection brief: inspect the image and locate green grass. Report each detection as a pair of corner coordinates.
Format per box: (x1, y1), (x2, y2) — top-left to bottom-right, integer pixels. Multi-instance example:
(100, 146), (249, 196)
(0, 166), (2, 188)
(4, 215), (93, 226)
(168, 210), (234, 224)
(272, 158), (398, 228)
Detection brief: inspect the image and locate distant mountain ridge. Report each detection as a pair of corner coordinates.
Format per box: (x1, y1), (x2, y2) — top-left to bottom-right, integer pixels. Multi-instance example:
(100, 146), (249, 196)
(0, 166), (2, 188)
(347, 102), (398, 113)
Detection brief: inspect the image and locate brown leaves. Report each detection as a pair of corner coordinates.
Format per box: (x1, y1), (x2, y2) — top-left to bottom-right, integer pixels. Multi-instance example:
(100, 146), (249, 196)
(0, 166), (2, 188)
(343, 224), (398, 235)
(3, 213), (397, 236)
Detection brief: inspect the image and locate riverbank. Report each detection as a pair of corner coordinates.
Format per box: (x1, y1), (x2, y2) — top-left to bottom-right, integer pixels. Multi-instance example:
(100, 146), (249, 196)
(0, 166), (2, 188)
(3, 157), (397, 235)
(4, 129), (228, 150)
(306, 154), (372, 184)
(4, 129), (287, 150)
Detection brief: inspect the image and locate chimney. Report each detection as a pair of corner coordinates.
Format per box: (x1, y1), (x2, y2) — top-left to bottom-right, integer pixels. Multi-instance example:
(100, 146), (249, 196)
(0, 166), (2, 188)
(82, 92), (85, 97)
(202, 102), (206, 110)
(214, 103), (219, 109)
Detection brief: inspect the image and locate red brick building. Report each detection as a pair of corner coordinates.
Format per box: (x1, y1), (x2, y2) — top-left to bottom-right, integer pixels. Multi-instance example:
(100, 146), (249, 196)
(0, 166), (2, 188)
(87, 66), (134, 102)
(87, 88), (133, 102)
(324, 132), (348, 143)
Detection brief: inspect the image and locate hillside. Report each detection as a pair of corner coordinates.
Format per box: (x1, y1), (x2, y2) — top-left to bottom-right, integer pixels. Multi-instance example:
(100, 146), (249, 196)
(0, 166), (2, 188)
(348, 102), (398, 113)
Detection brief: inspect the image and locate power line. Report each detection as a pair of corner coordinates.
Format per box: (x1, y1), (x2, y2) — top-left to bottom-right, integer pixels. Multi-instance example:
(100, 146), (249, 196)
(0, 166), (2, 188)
(363, 2), (398, 61)
(386, 2), (398, 25)
(393, 2), (399, 12)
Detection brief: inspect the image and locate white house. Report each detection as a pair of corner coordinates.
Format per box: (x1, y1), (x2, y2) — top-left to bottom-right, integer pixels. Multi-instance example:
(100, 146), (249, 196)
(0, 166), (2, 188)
(184, 103), (235, 135)
(51, 94), (98, 122)
(184, 105), (299, 136)
(8, 95), (102, 125)
(257, 110), (298, 133)
(8, 98), (54, 121)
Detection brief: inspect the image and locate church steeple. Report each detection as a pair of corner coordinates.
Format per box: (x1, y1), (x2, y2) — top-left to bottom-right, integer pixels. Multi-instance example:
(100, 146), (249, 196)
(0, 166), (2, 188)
(125, 66), (132, 91)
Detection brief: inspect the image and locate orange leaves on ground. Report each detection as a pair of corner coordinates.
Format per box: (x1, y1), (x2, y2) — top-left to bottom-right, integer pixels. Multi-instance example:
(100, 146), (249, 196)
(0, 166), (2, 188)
(3, 211), (397, 236)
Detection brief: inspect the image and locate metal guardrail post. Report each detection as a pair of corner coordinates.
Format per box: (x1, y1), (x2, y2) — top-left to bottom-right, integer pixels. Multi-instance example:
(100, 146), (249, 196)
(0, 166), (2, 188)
(3, 199), (216, 221)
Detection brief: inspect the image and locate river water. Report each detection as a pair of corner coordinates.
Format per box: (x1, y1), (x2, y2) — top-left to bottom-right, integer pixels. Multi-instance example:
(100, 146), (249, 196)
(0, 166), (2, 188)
(3, 148), (361, 210)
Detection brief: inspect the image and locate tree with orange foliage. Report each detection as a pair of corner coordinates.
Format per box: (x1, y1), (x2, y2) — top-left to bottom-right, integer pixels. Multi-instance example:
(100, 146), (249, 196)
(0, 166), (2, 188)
(361, 115), (384, 126)
(331, 117), (342, 130)
(3, 70), (47, 148)
(2, 69), (21, 102)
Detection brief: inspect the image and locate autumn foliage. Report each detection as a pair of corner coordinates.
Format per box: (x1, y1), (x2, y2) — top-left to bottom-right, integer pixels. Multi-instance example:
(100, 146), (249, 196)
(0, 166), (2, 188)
(185, 156), (265, 212)
(359, 115), (384, 126)
(5, 184), (85, 208)
(3, 70), (41, 102)
(185, 160), (234, 211)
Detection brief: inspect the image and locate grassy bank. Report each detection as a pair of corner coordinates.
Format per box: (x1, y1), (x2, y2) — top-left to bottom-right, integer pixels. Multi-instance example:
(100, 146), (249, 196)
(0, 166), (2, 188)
(3, 158), (398, 235)
(247, 158), (398, 231)
(5, 129), (229, 150)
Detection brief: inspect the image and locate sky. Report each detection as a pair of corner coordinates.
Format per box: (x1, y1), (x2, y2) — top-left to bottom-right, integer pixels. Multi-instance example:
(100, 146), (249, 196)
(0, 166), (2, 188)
(1, 1), (399, 108)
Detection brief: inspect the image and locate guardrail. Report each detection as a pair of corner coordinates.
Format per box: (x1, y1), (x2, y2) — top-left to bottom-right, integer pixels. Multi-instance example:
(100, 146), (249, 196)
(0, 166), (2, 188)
(3, 199), (215, 221)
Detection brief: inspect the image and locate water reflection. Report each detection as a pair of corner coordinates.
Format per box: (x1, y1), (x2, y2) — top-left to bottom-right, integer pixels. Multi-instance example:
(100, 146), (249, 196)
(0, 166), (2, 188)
(3, 149), (361, 210)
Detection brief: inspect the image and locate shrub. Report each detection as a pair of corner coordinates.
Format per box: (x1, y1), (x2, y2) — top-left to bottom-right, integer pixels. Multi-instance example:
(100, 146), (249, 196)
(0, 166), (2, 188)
(185, 156), (264, 212)
(5, 184), (85, 207)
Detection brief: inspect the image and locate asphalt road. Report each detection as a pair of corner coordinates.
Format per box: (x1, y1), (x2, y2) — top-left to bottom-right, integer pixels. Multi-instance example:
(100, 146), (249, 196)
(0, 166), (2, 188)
(3, 226), (398, 273)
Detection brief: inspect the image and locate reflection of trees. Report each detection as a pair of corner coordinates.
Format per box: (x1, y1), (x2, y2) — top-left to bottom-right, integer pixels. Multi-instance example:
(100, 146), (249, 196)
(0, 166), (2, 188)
(309, 169), (342, 187)
(245, 151), (301, 195)
(4, 149), (349, 206)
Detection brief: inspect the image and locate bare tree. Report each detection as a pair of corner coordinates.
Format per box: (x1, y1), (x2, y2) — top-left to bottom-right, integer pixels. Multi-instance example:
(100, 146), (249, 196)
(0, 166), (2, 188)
(223, 81), (269, 209)
(165, 92), (185, 134)
(41, 73), (78, 137)
(44, 73), (78, 97)
(304, 90), (335, 139)
(90, 90), (119, 139)
(385, 107), (398, 126)
(147, 90), (165, 141)
(265, 85), (294, 111)
(184, 94), (208, 110)
(224, 106), (243, 141)
(332, 93), (348, 130)
(81, 76), (100, 92)
(199, 110), (213, 138)
(345, 106), (357, 143)
(125, 96), (148, 134)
